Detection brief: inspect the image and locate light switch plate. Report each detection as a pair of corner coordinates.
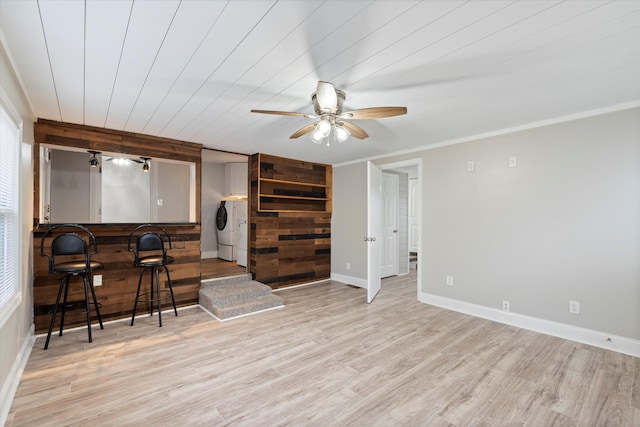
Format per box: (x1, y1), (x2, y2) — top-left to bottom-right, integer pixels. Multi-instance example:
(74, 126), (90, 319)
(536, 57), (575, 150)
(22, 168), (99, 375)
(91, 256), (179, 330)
(508, 156), (518, 168)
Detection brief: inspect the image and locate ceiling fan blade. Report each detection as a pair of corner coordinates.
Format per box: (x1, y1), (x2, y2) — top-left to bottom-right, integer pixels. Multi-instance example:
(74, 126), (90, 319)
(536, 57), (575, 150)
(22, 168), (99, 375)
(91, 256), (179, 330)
(340, 106), (407, 120)
(290, 122), (318, 139)
(341, 121), (369, 139)
(316, 81), (337, 113)
(251, 109), (315, 118)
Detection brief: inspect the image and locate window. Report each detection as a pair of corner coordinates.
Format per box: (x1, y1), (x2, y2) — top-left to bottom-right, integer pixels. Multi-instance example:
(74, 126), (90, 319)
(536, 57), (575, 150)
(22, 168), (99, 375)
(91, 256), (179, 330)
(0, 99), (21, 326)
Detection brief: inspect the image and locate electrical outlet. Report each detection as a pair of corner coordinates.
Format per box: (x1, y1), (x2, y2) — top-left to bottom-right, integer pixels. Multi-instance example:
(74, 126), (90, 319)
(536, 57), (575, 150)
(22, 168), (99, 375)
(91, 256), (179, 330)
(94, 274), (102, 286)
(502, 300), (510, 311)
(569, 300), (580, 314)
(446, 275), (454, 286)
(508, 155), (518, 168)
(346, 262), (351, 270)
(467, 161), (475, 172)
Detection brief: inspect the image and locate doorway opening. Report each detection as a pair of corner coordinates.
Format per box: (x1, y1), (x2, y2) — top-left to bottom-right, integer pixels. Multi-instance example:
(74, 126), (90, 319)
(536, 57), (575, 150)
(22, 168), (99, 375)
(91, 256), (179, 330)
(374, 158), (422, 299)
(201, 149), (249, 280)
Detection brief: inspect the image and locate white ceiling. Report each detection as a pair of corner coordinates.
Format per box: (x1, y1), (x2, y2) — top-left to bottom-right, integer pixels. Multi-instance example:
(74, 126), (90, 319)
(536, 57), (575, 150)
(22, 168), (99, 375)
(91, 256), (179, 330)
(1, 0), (639, 165)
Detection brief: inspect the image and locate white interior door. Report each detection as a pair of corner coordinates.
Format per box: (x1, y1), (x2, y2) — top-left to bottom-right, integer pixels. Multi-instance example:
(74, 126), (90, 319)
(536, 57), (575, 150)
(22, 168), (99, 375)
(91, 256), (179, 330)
(381, 173), (399, 278)
(367, 161), (382, 303)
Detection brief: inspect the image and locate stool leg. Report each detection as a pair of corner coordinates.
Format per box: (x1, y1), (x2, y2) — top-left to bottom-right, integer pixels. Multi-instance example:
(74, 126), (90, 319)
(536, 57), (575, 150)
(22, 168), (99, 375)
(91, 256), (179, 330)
(149, 267), (155, 317)
(59, 275), (72, 336)
(82, 274), (93, 343)
(88, 274), (104, 330)
(44, 275), (67, 350)
(164, 266), (178, 317)
(131, 268), (145, 326)
(155, 267), (163, 327)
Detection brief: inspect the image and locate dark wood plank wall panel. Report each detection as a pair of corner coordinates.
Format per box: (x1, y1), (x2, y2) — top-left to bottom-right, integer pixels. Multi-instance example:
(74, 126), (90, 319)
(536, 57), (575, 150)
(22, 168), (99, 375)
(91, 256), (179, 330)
(249, 154), (332, 289)
(32, 120), (203, 333)
(33, 224), (201, 333)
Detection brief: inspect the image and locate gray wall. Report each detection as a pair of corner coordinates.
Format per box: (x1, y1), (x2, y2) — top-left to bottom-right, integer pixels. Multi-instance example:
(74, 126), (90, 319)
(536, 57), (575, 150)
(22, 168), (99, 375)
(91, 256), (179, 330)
(0, 42), (35, 424)
(334, 107), (640, 341)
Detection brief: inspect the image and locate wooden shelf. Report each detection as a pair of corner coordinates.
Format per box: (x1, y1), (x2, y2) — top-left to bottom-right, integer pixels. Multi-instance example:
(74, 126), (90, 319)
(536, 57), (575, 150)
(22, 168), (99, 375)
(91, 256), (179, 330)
(257, 209), (326, 213)
(259, 193), (329, 201)
(256, 153), (332, 213)
(249, 153), (332, 288)
(260, 177), (329, 188)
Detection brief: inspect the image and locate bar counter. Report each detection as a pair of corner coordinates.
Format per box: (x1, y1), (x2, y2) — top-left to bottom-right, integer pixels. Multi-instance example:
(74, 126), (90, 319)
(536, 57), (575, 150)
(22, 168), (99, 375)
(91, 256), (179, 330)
(32, 222), (202, 334)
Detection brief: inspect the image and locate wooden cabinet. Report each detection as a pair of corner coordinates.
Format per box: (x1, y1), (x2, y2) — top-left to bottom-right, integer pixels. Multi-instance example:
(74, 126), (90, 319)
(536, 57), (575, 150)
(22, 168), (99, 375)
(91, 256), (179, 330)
(256, 153), (332, 213)
(249, 153), (332, 289)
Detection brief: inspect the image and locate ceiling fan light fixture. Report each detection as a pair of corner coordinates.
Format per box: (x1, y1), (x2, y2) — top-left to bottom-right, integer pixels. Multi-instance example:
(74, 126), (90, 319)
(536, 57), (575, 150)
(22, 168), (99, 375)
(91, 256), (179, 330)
(113, 157), (129, 166)
(251, 80), (407, 145)
(316, 119), (331, 137)
(310, 130), (324, 144)
(334, 125), (350, 143)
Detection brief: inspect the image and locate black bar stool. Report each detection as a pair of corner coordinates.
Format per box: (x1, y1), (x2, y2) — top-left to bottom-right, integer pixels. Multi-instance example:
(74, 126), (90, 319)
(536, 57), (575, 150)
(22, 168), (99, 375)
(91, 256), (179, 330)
(128, 224), (178, 327)
(40, 224), (104, 349)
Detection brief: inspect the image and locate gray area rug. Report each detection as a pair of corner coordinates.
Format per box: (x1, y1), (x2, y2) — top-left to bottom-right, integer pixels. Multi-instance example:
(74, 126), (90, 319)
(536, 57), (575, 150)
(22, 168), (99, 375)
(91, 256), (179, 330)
(199, 274), (284, 320)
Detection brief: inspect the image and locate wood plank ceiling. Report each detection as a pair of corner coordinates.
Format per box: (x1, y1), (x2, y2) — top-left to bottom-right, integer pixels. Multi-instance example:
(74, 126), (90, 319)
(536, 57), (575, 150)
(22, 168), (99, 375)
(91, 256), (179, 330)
(1, 0), (639, 165)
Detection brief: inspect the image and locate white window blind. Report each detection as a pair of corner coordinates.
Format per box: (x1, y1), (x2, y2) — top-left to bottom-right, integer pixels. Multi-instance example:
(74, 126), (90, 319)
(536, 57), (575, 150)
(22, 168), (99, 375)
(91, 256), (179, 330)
(0, 102), (20, 318)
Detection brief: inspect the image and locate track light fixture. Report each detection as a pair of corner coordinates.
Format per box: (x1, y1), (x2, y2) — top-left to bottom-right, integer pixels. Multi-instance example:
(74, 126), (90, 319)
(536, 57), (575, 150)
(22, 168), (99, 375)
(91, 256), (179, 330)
(88, 150), (100, 167)
(141, 157), (151, 172)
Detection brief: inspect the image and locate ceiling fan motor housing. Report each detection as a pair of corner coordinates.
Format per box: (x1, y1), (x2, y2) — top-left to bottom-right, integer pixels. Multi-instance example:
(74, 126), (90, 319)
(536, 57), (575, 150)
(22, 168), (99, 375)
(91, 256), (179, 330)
(312, 89), (345, 117)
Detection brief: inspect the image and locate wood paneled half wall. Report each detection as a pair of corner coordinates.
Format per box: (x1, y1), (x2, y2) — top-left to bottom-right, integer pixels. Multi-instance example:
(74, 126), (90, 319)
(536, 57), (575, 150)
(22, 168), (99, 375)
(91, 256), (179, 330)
(32, 120), (202, 333)
(33, 224), (201, 333)
(249, 153), (332, 289)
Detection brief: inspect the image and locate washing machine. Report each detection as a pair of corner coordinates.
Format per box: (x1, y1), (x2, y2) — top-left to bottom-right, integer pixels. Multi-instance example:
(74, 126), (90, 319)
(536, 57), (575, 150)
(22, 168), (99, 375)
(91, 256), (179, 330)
(216, 200), (247, 261)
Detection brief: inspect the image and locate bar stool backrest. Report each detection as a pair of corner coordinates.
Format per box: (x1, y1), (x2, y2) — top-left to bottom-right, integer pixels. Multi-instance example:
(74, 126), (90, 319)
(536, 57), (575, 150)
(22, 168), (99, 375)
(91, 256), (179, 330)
(41, 224), (98, 273)
(128, 224), (172, 266)
(137, 232), (164, 252)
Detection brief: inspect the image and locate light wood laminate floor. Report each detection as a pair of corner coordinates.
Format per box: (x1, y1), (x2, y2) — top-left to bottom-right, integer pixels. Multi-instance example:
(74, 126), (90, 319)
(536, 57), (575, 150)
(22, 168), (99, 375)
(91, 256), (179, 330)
(8, 272), (640, 426)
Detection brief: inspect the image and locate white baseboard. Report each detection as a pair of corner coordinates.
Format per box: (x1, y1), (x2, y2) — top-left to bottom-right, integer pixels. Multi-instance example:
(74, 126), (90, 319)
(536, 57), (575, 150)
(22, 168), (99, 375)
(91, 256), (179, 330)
(330, 273), (367, 288)
(420, 292), (640, 358)
(201, 251), (218, 259)
(0, 328), (35, 426)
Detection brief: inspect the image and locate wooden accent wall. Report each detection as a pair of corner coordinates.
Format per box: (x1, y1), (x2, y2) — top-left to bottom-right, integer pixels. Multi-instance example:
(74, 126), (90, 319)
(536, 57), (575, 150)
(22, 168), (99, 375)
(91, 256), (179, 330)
(249, 153), (331, 289)
(32, 120), (203, 333)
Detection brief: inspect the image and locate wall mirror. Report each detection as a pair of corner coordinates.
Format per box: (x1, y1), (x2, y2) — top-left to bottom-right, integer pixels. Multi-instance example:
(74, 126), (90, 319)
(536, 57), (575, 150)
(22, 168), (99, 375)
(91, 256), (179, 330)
(39, 144), (196, 224)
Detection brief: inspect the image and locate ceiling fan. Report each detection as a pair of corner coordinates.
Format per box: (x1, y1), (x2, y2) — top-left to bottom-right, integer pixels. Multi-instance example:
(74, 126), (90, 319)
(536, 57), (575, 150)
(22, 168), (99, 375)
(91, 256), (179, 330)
(104, 156), (144, 164)
(251, 81), (407, 145)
